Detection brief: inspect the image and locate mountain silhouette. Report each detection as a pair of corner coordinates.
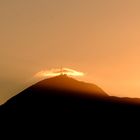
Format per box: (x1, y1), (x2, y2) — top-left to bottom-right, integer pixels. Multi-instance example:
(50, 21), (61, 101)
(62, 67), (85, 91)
(1, 75), (140, 126)
(31, 74), (108, 96)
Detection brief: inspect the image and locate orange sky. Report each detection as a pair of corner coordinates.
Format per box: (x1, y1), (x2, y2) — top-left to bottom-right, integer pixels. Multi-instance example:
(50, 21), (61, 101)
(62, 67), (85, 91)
(1, 0), (140, 104)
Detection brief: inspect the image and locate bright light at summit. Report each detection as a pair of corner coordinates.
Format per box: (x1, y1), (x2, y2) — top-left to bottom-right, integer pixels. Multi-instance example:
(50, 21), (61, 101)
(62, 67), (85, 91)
(35, 68), (85, 78)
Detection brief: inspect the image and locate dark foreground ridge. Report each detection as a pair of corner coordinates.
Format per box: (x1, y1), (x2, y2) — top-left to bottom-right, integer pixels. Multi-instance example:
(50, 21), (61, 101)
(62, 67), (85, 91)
(1, 75), (140, 124)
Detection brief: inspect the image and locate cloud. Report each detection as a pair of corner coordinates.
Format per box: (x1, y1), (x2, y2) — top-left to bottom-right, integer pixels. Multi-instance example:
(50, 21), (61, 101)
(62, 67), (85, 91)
(35, 68), (85, 78)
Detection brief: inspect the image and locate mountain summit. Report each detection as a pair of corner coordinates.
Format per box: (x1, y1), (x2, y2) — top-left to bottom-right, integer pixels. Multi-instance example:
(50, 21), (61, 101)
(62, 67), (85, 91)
(32, 75), (108, 96)
(1, 75), (108, 116)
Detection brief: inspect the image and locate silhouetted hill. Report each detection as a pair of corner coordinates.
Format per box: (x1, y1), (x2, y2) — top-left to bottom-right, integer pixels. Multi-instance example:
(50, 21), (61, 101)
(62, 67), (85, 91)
(1, 75), (140, 126)
(30, 74), (108, 96)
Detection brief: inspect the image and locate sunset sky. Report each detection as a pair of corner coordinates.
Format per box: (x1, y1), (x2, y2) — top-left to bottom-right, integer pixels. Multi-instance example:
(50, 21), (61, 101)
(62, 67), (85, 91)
(1, 0), (140, 104)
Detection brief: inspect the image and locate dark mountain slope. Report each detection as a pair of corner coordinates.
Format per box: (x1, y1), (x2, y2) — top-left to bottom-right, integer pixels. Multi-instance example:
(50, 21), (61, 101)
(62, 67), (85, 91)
(30, 74), (108, 96)
(1, 75), (140, 122)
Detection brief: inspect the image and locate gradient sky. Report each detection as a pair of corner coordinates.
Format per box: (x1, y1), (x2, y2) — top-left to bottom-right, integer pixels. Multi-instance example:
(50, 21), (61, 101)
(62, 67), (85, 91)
(1, 0), (140, 104)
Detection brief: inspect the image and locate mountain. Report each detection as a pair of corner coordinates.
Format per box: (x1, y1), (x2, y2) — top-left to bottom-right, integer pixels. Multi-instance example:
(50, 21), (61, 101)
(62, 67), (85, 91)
(1, 75), (140, 125)
(30, 74), (108, 96)
(0, 75), (108, 114)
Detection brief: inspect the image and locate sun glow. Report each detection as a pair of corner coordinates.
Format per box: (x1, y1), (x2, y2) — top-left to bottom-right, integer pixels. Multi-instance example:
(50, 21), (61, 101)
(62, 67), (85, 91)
(35, 68), (85, 78)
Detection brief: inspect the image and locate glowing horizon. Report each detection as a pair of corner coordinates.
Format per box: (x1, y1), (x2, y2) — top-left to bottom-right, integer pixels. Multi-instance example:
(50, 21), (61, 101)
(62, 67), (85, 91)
(35, 68), (85, 78)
